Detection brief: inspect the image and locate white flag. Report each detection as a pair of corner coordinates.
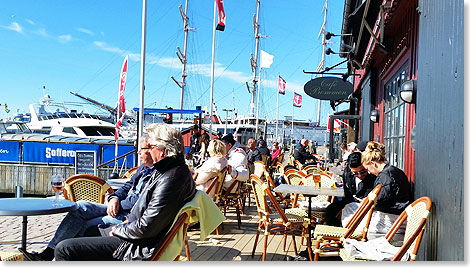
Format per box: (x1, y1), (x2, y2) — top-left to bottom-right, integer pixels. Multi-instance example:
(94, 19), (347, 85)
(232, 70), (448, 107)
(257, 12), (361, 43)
(260, 50), (274, 69)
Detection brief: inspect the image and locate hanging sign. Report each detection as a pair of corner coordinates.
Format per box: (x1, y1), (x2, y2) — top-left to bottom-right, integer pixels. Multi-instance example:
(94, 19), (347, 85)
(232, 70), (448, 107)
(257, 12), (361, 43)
(304, 77), (353, 100)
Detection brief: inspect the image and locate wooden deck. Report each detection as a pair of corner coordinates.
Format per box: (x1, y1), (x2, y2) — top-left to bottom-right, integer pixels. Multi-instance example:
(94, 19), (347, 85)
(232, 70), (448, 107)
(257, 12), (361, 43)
(0, 198), (325, 261)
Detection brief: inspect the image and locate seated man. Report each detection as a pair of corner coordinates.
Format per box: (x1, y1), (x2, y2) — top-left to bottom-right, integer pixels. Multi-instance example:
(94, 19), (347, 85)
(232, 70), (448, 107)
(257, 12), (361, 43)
(221, 133), (249, 193)
(23, 134), (155, 261)
(325, 152), (376, 226)
(293, 138), (316, 166)
(54, 123), (196, 261)
(246, 138), (261, 165)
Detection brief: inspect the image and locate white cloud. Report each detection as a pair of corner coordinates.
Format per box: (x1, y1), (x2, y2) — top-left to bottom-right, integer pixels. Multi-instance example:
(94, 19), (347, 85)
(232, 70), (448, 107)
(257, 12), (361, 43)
(58, 34), (72, 43)
(25, 19), (35, 25)
(35, 28), (49, 37)
(2, 22), (23, 34)
(76, 27), (94, 35)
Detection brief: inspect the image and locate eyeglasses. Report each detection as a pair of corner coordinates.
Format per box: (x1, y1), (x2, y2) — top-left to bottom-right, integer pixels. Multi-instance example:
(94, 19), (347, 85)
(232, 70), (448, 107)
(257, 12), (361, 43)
(352, 169), (368, 176)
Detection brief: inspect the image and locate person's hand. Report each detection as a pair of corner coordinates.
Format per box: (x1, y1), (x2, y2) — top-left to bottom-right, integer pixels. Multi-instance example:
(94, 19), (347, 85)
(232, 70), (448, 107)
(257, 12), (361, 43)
(107, 198), (120, 217)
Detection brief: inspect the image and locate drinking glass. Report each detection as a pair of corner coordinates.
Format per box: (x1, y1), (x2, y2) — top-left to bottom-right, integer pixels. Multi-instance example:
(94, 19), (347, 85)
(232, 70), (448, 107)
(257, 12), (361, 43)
(51, 174), (65, 207)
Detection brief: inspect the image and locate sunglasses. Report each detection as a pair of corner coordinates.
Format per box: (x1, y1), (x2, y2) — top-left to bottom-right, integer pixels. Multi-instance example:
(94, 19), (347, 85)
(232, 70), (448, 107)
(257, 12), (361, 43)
(352, 169), (368, 176)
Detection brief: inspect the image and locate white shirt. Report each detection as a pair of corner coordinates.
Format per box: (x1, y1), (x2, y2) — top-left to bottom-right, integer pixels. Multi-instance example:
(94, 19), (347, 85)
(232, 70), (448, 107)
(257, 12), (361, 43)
(223, 142), (249, 191)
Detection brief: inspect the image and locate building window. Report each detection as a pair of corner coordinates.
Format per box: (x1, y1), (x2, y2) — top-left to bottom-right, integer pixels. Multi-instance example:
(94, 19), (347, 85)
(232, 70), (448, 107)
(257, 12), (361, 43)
(383, 65), (408, 169)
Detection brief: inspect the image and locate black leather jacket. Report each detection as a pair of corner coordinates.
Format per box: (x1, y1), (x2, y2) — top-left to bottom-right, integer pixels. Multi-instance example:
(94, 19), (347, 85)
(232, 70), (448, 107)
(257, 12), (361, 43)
(112, 154), (196, 261)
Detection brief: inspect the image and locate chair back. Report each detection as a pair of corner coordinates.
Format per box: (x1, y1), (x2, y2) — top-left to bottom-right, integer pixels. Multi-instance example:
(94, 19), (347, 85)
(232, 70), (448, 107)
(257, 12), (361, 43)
(284, 169), (306, 186)
(250, 174), (271, 218)
(343, 184), (382, 240)
(260, 153), (270, 166)
(63, 174), (114, 204)
(204, 174), (220, 200)
(301, 165), (318, 175)
(293, 159), (303, 170)
(121, 166), (139, 179)
(386, 197), (432, 261)
(213, 167), (228, 200)
(253, 161), (266, 178)
(150, 211), (191, 261)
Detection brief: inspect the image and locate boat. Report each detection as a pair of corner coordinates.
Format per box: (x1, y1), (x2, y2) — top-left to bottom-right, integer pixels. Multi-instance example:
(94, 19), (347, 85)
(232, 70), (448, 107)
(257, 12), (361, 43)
(26, 93), (123, 141)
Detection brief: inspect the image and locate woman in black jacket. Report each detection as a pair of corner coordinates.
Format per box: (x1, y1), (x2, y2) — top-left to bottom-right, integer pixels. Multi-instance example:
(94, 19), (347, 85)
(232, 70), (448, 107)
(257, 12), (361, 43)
(55, 123), (196, 261)
(361, 141), (411, 215)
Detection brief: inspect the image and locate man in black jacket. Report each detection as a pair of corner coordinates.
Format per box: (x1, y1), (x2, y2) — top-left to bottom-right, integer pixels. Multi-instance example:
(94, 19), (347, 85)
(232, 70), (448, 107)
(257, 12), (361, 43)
(23, 135), (155, 261)
(325, 152), (376, 226)
(293, 138), (316, 166)
(55, 123), (196, 261)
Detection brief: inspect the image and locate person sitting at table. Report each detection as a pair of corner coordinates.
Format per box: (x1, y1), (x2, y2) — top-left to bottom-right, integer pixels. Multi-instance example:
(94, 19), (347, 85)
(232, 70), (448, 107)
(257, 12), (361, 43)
(293, 138), (316, 166)
(194, 139), (228, 198)
(23, 134), (155, 261)
(341, 141), (412, 239)
(221, 133), (249, 193)
(54, 123), (196, 261)
(325, 152), (376, 226)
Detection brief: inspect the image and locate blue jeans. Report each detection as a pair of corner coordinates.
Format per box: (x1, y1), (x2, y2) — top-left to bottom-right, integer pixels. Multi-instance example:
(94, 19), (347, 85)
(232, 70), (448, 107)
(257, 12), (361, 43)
(48, 200), (128, 248)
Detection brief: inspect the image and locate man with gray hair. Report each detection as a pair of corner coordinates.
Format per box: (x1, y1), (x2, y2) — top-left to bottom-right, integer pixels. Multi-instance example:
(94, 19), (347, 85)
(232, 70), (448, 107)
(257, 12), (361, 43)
(54, 123), (196, 261)
(23, 134), (156, 261)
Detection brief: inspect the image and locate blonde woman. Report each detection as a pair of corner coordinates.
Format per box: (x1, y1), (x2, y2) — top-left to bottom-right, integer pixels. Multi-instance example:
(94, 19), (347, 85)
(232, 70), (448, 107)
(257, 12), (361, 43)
(361, 141), (412, 214)
(341, 141), (411, 240)
(194, 139), (228, 197)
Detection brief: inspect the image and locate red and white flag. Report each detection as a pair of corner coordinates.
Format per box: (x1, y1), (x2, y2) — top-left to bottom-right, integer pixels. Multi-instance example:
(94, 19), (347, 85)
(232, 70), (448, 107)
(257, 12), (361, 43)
(115, 55), (128, 140)
(327, 115), (341, 133)
(216, 0), (226, 31)
(293, 93), (302, 107)
(278, 76), (286, 95)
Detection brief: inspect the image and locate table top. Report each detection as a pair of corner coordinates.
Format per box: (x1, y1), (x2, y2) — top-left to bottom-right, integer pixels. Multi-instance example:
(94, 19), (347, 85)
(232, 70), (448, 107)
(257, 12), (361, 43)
(274, 184), (344, 197)
(0, 197), (77, 216)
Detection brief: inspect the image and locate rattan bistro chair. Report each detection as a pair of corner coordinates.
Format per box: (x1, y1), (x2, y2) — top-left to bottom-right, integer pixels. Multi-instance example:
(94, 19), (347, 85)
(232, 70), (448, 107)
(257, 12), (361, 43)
(313, 184), (382, 261)
(339, 196), (432, 261)
(0, 251), (24, 261)
(63, 174), (114, 204)
(250, 174), (313, 261)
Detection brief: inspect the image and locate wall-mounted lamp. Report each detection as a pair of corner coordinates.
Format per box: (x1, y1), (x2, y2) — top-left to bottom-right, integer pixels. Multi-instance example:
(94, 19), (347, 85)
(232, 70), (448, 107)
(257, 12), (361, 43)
(325, 31), (352, 40)
(399, 79), (417, 104)
(325, 47), (351, 56)
(370, 109), (380, 123)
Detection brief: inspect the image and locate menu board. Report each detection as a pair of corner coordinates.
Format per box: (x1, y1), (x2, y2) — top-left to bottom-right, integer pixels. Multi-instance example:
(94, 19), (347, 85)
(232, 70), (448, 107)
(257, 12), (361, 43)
(75, 151), (97, 175)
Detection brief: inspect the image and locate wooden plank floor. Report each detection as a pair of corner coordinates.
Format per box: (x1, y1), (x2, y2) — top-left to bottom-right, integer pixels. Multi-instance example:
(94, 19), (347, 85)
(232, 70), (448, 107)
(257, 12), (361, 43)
(178, 199), (312, 261)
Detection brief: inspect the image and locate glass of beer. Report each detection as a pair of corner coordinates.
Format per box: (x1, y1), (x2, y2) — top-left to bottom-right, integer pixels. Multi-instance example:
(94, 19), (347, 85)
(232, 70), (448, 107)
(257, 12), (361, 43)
(51, 175), (65, 207)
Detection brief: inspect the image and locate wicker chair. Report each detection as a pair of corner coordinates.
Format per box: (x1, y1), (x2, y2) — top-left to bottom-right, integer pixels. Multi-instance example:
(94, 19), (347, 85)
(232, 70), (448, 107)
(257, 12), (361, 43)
(120, 166), (139, 179)
(149, 210), (192, 261)
(339, 196), (432, 261)
(218, 177), (243, 230)
(0, 251), (24, 261)
(63, 174), (114, 204)
(313, 184), (383, 261)
(250, 174), (313, 261)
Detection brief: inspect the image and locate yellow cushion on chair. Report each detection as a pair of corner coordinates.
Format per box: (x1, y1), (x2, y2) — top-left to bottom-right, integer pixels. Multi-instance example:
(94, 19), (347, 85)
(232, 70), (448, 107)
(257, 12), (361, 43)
(314, 224), (363, 240)
(0, 251), (24, 261)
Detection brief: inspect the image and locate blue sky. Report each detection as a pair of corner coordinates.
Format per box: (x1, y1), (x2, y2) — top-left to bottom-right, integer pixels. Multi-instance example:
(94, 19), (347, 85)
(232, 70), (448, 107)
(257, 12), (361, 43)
(0, 0), (348, 125)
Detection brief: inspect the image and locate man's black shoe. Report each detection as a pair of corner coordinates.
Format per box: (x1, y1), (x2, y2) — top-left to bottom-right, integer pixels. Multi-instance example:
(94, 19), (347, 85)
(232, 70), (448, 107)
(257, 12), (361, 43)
(19, 249), (44, 261)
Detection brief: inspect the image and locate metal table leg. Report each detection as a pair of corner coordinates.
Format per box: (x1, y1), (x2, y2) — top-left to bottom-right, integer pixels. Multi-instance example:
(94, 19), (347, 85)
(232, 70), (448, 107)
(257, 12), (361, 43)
(21, 216), (28, 252)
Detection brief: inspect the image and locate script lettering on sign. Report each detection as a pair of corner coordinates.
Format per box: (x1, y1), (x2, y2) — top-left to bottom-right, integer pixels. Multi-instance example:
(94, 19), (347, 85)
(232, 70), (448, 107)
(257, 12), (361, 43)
(303, 77), (354, 101)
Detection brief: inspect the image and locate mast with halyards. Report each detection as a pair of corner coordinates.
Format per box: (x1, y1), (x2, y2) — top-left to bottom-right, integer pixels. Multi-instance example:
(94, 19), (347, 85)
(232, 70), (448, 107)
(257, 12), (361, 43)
(315, 0), (328, 126)
(248, 0), (260, 120)
(172, 0), (191, 120)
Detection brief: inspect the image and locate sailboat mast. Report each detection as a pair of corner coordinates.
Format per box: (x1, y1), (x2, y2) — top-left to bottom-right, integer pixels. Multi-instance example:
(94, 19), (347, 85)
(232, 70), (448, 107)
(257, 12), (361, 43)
(250, 0), (260, 117)
(209, 0), (218, 137)
(317, 0), (328, 126)
(138, 0), (147, 155)
(177, 0), (189, 120)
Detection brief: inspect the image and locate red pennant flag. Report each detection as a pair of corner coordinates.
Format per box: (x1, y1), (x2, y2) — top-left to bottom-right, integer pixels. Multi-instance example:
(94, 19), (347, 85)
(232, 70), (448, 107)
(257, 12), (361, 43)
(216, 0), (226, 31)
(278, 76), (286, 95)
(116, 56), (128, 140)
(327, 115), (341, 133)
(293, 93), (302, 107)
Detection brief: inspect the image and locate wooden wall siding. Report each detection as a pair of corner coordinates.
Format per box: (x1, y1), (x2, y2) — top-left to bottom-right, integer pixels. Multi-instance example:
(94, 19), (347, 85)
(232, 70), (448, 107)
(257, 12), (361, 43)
(415, 0), (463, 261)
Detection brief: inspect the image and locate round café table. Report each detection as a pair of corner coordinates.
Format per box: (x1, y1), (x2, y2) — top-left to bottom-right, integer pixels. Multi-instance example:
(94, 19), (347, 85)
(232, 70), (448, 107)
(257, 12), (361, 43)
(0, 197), (77, 252)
